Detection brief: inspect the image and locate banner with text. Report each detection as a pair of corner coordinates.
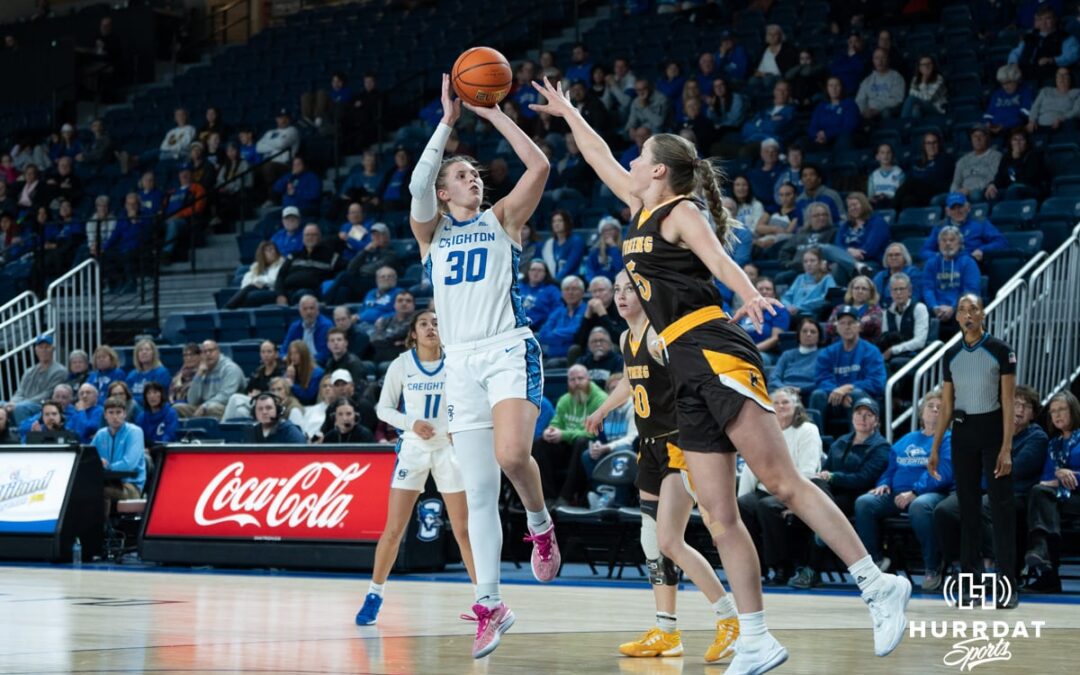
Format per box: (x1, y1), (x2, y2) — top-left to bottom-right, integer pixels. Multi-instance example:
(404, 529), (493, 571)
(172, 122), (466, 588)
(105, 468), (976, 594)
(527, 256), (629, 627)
(0, 451), (77, 534)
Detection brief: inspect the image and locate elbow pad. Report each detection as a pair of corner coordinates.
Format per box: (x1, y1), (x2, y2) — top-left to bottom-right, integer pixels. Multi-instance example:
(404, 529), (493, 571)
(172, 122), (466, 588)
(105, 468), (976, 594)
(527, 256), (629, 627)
(409, 123), (452, 222)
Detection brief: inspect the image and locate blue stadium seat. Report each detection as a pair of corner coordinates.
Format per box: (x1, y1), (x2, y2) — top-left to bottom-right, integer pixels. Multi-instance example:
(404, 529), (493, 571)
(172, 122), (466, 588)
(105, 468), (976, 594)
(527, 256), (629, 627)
(986, 252), (1030, 295)
(1003, 231), (1043, 256)
(990, 199), (1038, 226)
(159, 346), (183, 373)
(897, 206), (942, 228)
(1039, 196), (1080, 220)
(181, 313), (218, 342)
(218, 311), (254, 342)
(1034, 216), (1074, 252)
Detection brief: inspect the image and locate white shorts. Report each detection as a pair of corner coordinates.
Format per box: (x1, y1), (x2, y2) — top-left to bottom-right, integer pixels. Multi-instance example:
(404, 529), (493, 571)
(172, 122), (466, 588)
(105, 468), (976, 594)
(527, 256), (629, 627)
(391, 439), (465, 493)
(443, 327), (544, 433)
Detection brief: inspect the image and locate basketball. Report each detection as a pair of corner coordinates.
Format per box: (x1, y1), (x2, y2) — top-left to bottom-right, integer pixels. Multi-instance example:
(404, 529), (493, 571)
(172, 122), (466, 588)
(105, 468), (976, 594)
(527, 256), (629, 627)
(451, 46), (512, 107)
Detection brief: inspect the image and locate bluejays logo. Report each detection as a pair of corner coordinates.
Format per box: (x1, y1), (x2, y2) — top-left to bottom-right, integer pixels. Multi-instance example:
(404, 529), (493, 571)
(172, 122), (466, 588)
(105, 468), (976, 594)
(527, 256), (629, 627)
(416, 498), (445, 542)
(610, 454), (631, 478)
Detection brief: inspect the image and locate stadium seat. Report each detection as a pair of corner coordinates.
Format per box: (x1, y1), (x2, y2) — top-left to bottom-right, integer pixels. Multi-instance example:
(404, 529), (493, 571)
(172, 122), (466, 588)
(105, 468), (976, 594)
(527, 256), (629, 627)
(218, 311), (253, 342)
(1039, 196), (1080, 220)
(986, 252), (1030, 295)
(897, 206), (941, 228)
(1003, 231), (1043, 256)
(181, 313), (217, 342)
(990, 199), (1038, 226)
(1035, 216), (1074, 252)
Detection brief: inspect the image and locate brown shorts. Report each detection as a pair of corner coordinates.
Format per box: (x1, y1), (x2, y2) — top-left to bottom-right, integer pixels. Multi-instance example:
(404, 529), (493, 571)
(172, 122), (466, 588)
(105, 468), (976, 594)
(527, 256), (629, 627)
(635, 434), (687, 495)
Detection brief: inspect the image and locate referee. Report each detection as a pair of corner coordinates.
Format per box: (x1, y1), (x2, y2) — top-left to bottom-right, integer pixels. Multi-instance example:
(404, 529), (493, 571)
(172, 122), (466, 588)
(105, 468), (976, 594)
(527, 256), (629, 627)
(928, 293), (1018, 608)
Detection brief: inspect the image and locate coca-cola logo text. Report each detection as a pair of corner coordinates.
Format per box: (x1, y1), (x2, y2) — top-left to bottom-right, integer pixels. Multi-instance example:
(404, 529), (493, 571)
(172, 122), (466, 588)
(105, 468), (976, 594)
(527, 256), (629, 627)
(194, 461), (369, 529)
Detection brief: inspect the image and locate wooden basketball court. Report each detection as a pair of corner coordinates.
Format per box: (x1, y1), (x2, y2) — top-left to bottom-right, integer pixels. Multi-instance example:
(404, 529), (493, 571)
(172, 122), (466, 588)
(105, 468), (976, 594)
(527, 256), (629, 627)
(0, 565), (1075, 673)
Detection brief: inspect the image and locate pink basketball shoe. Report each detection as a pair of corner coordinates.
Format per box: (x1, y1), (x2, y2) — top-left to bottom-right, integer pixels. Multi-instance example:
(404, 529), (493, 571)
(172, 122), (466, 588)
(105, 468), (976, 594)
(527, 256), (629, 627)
(461, 602), (515, 659)
(523, 524), (561, 582)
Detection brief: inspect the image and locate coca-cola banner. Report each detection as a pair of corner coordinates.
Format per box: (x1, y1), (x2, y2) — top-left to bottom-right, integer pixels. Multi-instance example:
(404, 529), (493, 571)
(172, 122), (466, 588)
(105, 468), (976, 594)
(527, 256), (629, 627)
(144, 450), (395, 542)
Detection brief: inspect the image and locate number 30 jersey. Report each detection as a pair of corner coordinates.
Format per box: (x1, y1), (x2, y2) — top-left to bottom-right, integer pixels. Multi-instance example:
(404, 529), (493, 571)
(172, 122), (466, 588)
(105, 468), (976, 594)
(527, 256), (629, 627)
(425, 209), (530, 347)
(621, 323), (678, 439)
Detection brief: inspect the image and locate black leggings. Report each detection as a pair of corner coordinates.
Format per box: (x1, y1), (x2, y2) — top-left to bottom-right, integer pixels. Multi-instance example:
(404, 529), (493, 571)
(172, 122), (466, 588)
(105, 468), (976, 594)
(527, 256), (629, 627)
(953, 409), (1016, 582)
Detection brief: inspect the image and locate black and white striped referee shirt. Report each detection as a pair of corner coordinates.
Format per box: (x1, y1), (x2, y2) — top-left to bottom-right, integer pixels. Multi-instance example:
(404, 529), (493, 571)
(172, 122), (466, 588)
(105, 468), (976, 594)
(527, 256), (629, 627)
(943, 334), (1016, 415)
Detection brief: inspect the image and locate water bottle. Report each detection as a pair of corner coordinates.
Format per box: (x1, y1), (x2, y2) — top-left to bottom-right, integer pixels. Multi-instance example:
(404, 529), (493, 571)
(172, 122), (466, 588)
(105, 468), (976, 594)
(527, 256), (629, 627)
(596, 485), (616, 508)
(72, 537), (82, 568)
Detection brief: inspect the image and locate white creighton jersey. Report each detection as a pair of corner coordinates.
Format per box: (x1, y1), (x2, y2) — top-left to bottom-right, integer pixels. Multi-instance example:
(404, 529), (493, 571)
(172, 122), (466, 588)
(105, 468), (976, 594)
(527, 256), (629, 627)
(377, 349), (448, 449)
(425, 209), (529, 347)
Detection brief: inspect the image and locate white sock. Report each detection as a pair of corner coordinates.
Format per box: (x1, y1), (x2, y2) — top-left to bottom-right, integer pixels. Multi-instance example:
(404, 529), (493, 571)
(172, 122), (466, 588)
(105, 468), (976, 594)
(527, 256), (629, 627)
(656, 611), (677, 633)
(849, 554), (885, 594)
(368, 582), (384, 597)
(712, 594), (737, 619)
(453, 429), (503, 605)
(526, 507), (552, 534)
(738, 610), (768, 645)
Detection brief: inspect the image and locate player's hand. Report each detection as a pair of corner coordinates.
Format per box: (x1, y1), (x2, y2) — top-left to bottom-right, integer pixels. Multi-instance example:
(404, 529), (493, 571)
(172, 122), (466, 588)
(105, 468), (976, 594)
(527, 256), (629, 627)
(731, 294), (780, 333)
(994, 447), (1012, 478)
(528, 77), (575, 118)
(585, 409), (606, 436)
(412, 420), (436, 440)
(462, 101), (504, 121)
(440, 74), (461, 126)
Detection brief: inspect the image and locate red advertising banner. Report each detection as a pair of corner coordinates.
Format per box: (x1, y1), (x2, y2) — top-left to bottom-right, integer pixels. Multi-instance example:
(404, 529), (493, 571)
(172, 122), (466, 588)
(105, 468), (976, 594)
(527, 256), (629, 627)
(144, 450), (395, 542)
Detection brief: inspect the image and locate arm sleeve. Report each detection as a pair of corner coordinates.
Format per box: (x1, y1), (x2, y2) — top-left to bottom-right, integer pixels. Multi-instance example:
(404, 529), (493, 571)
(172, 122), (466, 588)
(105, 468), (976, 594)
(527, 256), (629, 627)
(375, 358), (409, 431)
(409, 123), (452, 223)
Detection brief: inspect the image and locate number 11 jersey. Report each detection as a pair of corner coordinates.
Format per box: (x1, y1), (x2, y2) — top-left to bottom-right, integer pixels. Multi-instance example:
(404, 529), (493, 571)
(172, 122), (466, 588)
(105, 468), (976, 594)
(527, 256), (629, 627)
(425, 209), (530, 347)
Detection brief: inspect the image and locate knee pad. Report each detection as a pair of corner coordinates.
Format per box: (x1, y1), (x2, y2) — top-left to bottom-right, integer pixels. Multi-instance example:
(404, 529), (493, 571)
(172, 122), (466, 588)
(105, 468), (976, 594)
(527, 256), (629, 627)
(646, 556), (681, 586)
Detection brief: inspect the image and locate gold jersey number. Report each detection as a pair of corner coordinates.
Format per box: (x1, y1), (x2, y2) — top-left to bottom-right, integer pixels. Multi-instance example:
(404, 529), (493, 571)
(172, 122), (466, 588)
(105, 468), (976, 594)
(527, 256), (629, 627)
(632, 384), (651, 418)
(626, 260), (652, 301)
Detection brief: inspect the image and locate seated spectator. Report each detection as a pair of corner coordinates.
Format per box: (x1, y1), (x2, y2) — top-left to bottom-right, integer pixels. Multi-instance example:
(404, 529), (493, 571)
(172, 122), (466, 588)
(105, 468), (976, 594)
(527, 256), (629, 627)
(270, 206), (304, 257)
(619, 126), (651, 170)
(854, 392), (953, 585)
(856, 48), (905, 119)
(715, 30), (749, 82)
(810, 307), (887, 428)
(746, 139), (784, 210)
(537, 275), (587, 360)
(624, 80), (670, 137)
(356, 266), (402, 334)
(0, 408), (13, 444)
(268, 376), (309, 428)
(237, 128), (260, 165)
(339, 151), (382, 208)
(44, 156), (84, 208)
(751, 24), (798, 89)
(867, 144), (905, 209)
(739, 80), (796, 147)
(245, 392), (307, 444)
(519, 223), (542, 274)
(985, 127), (1047, 201)
(320, 370), (377, 438)
(93, 397), (147, 512)
(874, 243), (923, 307)
(126, 338), (172, 399)
(922, 193), (1008, 263)
(107, 381), (142, 423)
(136, 381), (178, 446)
(69, 383), (104, 443)
(188, 142), (217, 195)
(332, 305), (370, 357)
(795, 164), (843, 223)
(1008, 5), (1079, 83)
(576, 327), (623, 387)
(226, 241), (284, 309)
(173, 340), (246, 419)
(829, 32), (870, 95)
(322, 397), (375, 443)
(922, 227), (980, 339)
(825, 276), (885, 342)
(328, 222), (399, 304)
(583, 217), (623, 283)
(22, 399), (78, 445)
(223, 340), (283, 421)
(157, 108), (196, 162)
(82, 195), (116, 259)
(324, 328), (369, 385)
(274, 225), (343, 304)
(772, 316), (824, 395)
(738, 386), (822, 584)
(721, 195), (754, 267)
(521, 260), (562, 329)
(532, 364), (608, 504)
(300, 71), (353, 129)
(655, 60), (686, 103)
(302, 377), (335, 440)
(66, 349), (90, 390)
(731, 176), (765, 230)
(2, 335), (67, 424)
(137, 171), (164, 215)
(168, 342), (201, 404)
(579, 374), (637, 507)
(705, 77), (749, 137)
(17, 384), (73, 441)
(49, 123), (83, 162)
(894, 132), (954, 210)
(551, 132), (599, 200)
(198, 106), (228, 145)
(808, 77), (860, 149)
(785, 49), (827, 112)
(1022, 391), (1080, 591)
(12, 134), (51, 173)
(283, 340), (324, 406)
(788, 398), (890, 589)
(737, 277), (790, 365)
(950, 126), (1003, 202)
(101, 192), (149, 291)
(754, 181), (801, 251)
(87, 345), (126, 397)
(255, 109), (301, 202)
(338, 202), (373, 262)
(879, 272), (929, 365)
(573, 275), (627, 351)
(984, 64), (1035, 135)
(901, 55), (948, 119)
(160, 164), (207, 261)
(369, 291), (415, 362)
(281, 295), (333, 362)
(781, 246), (838, 316)
(541, 210), (586, 281)
(1027, 67), (1080, 134)
(373, 147), (413, 211)
(778, 202), (835, 269)
(834, 193), (890, 276)
(272, 156), (321, 214)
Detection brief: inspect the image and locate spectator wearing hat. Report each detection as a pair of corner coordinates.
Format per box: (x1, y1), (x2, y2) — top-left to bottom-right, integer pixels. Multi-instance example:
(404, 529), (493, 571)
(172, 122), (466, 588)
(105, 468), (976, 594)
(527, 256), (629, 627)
(583, 216), (623, 282)
(984, 64), (1036, 135)
(1008, 5), (1079, 83)
(950, 126), (1003, 202)
(326, 221), (400, 304)
(922, 226), (981, 339)
(49, 123), (83, 162)
(272, 206), (304, 257)
(921, 193), (1008, 262)
(716, 30), (749, 82)
(157, 108), (197, 162)
(321, 370), (378, 436)
(160, 164), (206, 261)
(272, 156), (321, 214)
(810, 305), (887, 429)
(274, 225), (343, 304)
(855, 48), (906, 120)
(256, 110), (301, 203)
(281, 294), (333, 362)
(2, 335), (68, 424)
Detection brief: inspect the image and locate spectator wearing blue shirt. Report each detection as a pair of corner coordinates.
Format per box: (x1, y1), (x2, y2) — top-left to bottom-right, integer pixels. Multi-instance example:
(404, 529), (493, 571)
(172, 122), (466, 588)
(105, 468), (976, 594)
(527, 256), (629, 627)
(619, 126), (650, 170)
(87, 345), (127, 397)
(521, 260), (562, 328)
(137, 171), (164, 215)
(136, 381), (178, 446)
(1007, 6), (1080, 82)
(271, 206), (305, 258)
(49, 124), (83, 162)
(357, 267), (402, 331)
(1023, 391), (1080, 591)
(338, 202), (373, 261)
(716, 31), (749, 82)
(656, 61), (686, 102)
(855, 392), (954, 588)
(922, 227), (981, 340)
(583, 216), (623, 283)
(283, 340), (325, 406)
(565, 43), (593, 85)
(339, 151), (382, 207)
(772, 316), (823, 395)
(794, 165), (843, 224)
(874, 243), (923, 307)
(126, 338), (173, 399)
(541, 209), (586, 281)
(739, 80), (796, 147)
(773, 143), (804, 202)
(93, 397), (147, 512)
(984, 64), (1035, 135)
(737, 277), (790, 365)
(747, 139), (784, 209)
(237, 128), (261, 165)
(921, 193), (1009, 263)
(808, 77), (860, 150)
(101, 192), (148, 291)
(272, 156), (322, 214)
(376, 148), (413, 211)
(832, 192), (890, 276)
(809, 306), (888, 425)
(68, 383), (104, 443)
(537, 276), (587, 359)
(281, 295), (334, 362)
(781, 246), (838, 316)
(829, 33), (871, 95)
(694, 51), (720, 93)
